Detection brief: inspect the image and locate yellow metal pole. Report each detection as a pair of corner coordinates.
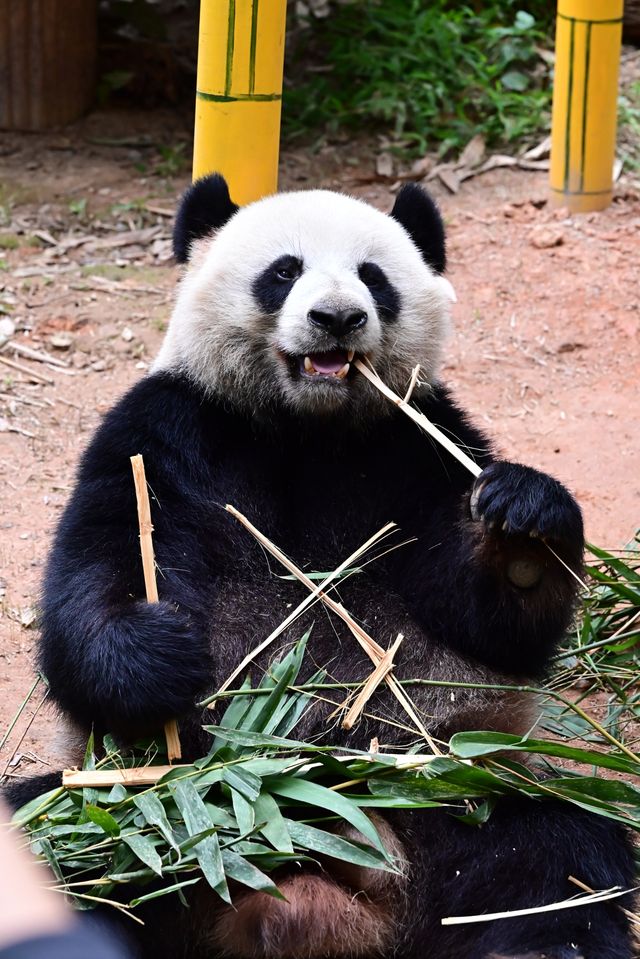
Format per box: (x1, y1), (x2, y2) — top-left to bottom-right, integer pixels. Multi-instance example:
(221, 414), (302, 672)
(192, 0), (287, 205)
(550, 0), (623, 212)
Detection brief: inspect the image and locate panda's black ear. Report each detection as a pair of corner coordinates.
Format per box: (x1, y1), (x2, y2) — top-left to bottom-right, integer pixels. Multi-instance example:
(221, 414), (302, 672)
(390, 183), (446, 274)
(173, 174), (239, 263)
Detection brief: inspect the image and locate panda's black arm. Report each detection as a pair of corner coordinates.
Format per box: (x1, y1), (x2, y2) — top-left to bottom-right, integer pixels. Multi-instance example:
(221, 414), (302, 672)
(389, 390), (584, 676)
(39, 375), (222, 738)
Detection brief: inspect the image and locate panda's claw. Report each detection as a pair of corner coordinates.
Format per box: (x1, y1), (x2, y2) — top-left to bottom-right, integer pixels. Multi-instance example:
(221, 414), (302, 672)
(470, 461), (583, 554)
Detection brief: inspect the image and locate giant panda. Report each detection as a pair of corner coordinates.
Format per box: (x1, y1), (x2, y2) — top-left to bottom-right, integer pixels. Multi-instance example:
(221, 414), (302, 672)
(5, 175), (635, 959)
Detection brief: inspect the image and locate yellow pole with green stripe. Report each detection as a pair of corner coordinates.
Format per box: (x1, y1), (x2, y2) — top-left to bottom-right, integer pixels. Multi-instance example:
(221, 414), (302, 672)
(550, 0), (623, 212)
(193, 0), (287, 205)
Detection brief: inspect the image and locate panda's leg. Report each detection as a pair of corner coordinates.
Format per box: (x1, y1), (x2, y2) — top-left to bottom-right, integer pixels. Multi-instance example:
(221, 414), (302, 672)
(2, 770), (63, 810)
(391, 800), (635, 959)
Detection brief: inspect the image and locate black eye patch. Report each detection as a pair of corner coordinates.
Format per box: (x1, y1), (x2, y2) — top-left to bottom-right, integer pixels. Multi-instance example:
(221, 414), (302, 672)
(358, 262), (401, 322)
(252, 255), (303, 314)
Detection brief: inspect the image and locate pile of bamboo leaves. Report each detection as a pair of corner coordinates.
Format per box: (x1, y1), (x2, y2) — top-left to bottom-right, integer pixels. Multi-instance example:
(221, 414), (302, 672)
(11, 591), (640, 920)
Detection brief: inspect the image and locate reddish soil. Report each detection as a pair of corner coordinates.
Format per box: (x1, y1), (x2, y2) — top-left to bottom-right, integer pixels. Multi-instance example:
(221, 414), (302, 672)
(0, 109), (639, 778)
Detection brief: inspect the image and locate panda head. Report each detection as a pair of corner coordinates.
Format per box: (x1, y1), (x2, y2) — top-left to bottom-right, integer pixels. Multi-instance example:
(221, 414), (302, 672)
(153, 174), (455, 418)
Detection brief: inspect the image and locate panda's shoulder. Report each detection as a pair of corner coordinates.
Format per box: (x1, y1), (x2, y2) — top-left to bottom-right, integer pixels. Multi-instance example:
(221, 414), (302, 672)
(78, 372), (231, 478)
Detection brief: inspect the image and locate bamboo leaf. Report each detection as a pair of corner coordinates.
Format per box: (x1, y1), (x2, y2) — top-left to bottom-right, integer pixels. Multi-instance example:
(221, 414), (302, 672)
(285, 819), (396, 871)
(254, 792), (294, 853)
(122, 831), (163, 875)
(133, 793), (180, 853)
(171, 781), (230, 903)
(450, 732), (640, 775)
(221, 850), (285, 898)
(231, 789), (255, 837)
(222, 766), (262, 803)
(267, 777), (387, 857)
(129, 877), (201, 907)
(85, 804), (120, 836)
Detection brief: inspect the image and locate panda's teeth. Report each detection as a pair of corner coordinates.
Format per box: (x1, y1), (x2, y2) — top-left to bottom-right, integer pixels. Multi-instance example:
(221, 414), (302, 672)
(304, 356), (316, 374)
(335, 363), (350, 380)
(347, 349), (355, 362)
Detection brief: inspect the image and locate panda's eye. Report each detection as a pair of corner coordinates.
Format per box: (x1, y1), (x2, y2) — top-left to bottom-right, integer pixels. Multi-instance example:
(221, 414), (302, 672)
(273, 256), (302, 283)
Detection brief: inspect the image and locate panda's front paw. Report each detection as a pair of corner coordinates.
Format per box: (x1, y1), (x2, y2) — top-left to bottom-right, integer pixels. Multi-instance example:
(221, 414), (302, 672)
(470, 462), (583, 551)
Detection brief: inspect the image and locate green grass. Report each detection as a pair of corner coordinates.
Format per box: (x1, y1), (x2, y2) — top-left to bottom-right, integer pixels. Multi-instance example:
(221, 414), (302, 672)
(283, 2), (554, 156)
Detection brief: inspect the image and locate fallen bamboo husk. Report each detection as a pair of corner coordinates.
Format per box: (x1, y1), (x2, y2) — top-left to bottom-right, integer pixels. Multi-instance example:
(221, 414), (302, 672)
(130, 455), (182, 762)
(225, 505), (440, 753)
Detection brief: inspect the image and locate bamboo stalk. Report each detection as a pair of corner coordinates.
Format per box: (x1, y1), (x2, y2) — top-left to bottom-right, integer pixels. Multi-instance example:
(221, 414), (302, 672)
(342, 634), (403, 730)
(130, 455), (182, 762)
(63, 766), (178, 788)
(62, 751), (456, 789)
(225, 505), (440, 753)
(354, 358), (482, 478)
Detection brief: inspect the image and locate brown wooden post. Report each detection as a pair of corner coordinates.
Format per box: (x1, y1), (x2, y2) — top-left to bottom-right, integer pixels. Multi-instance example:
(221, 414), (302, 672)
(0, 0), (97, 130)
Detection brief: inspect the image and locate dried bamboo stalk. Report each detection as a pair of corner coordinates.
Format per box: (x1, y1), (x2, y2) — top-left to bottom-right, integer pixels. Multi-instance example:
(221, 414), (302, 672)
(354, 359), (482, 478)
(0, 353), (54, 384)
(130, 455), (181, 762)
(225, 505), (440, 752)
(62, 752), (455, 789)
(342, 634), (404, 730)
(63, 766), (178, 788)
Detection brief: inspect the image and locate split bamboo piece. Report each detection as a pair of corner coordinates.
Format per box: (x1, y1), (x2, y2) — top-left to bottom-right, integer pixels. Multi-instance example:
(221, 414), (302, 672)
(342, 634), (403, 730)
(354, 359), (482, 478)
(63, 767), (177, 788)
(217, 520), (397, 694)
(130, 455), (182, 762)
(225, 505), (440, 753)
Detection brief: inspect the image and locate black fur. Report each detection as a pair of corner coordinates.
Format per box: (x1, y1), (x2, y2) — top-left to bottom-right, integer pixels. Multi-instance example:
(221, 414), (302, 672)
(390, 182), (447, 273)
(172, 174), (238, 263)
(357, 262), (401, 321)
(37, 371), (585, 747)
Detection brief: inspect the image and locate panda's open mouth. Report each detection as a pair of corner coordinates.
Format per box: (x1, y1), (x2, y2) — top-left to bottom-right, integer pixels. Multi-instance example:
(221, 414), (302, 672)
(297, 348), (355, 381)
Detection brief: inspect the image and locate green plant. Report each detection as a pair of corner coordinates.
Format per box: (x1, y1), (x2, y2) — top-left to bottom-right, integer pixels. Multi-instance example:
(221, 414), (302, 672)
(284, 1), (553, 155)
(154, 143), (188, 178)
(619, 82), (640, 172)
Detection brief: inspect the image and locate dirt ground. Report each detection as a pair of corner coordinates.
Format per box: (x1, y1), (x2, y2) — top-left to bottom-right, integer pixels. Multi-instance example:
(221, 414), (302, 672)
(0, 108), (639, 778)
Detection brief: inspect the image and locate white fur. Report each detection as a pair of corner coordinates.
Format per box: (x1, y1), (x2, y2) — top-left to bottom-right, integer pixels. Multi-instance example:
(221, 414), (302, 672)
(153, 189), (452, 415)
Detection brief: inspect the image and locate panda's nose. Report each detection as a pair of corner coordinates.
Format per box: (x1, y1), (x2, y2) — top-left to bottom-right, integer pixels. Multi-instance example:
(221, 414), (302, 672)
(307, 306), (368, 337)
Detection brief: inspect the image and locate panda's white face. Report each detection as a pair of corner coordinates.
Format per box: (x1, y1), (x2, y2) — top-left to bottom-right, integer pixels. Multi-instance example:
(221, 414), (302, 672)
(154, 189), (455, 417)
